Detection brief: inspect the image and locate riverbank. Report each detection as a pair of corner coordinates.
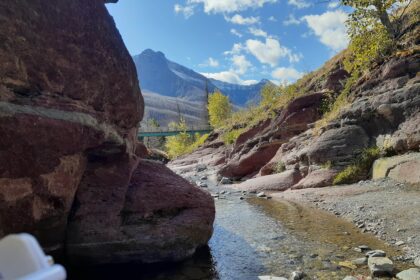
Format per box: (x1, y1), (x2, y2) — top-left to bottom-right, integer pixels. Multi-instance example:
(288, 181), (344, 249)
(272, 179), (420, 264)
(168, 156), (420, 279)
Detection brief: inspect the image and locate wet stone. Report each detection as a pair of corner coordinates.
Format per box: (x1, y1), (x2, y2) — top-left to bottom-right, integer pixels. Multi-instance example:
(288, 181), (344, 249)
(368, 257), (394, 276)
(396, 268), (420, 280)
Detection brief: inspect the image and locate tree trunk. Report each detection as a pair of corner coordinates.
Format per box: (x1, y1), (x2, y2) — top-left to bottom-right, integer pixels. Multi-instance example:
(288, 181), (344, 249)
(378, 9), (396, 38)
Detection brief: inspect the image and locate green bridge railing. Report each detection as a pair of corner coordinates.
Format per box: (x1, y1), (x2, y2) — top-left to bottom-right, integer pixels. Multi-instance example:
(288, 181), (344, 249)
(138, 126), (213, 139)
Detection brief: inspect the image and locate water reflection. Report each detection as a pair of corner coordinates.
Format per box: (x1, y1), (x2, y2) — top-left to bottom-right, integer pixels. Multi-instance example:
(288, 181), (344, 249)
(68, 246), (218, 280)
(67, 191), (404, 280)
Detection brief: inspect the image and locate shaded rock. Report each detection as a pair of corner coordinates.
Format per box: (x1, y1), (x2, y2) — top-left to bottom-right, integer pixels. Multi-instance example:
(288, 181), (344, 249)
(323, 68), (349, 92)
(366, 250), (386, 258)
(292, 168), (338, 189)
(235, 119), (271, 147)
(306, 125), (369, 165)
(372, 153), (420, 184)
(219, 177), (232, 184)
(396, 268), (420, 280)
(0, 0), (142, 255)
(233, 169), (303, 192)
(66, 160), (215, 264)
(368, 257), (394, 276)
(219, 142), (282, 179)
(222, 93), (325, 179)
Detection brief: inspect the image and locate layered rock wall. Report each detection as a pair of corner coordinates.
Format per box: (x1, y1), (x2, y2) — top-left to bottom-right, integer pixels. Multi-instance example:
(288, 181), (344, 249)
(0, 0), (214, 265)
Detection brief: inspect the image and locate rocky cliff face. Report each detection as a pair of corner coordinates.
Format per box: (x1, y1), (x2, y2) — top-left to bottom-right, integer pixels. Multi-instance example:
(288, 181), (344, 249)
(179, 21), (419, 191)
(0, 0), (214, 265)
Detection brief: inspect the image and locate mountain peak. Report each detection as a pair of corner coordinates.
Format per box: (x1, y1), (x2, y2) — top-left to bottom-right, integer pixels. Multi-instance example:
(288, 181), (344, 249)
(138, 49), (166, 59)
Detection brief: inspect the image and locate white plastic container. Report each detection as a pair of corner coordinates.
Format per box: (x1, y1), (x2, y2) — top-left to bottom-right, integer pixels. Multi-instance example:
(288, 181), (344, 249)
(0, 233), (66, 280)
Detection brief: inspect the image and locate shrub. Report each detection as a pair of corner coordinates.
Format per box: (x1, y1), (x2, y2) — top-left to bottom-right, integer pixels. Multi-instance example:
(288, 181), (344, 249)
(222, 128), (245, 145)
(165, 118), (209, 159)
(273, 161), (286, 173)
(333, 146), (381, 185)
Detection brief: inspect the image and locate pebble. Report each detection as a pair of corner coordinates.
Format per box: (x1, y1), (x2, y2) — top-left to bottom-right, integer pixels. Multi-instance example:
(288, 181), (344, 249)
(196, 165), (207, 172)
(366, 250), (386, 258)
(239, 196), (245, 200)
(396, 240), (405, 246)
(368, 257), (394, 276)
(219, 177), (231, 184)
(351, 257), (368, 265)
(196, 181), (207, 188)
(396, 268), (420, 280)
(290, 271), (305, 280)
(200, 175), (207, 180)
(358, 245), (371, 251)
(257, 192), (266, 198)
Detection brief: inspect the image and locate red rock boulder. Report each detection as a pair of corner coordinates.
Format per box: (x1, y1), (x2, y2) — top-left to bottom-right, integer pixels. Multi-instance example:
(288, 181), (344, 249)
(67, 160), (215, 264)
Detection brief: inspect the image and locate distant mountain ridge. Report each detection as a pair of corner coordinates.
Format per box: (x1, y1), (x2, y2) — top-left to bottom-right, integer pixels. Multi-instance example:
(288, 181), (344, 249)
(132, 49), (271, 127)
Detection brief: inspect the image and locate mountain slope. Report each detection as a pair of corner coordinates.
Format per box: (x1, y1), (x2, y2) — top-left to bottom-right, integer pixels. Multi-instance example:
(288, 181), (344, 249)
(133, 49), (271, 127)
(133, 49), (270, 106)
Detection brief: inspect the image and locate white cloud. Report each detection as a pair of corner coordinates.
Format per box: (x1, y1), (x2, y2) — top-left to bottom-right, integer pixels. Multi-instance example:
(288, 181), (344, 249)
(225, 14), (260, 25)
(174, 4), (195, 18)
(288, 0), (311, 9)
(199, 57), (220, 67)
(271, 67), (304, 83)
(231, 55), (252, 74)
(245, 37), (301, 66)
(268, 16), (277, 22)
(230, 28), (243, 37)
(248, 27), (268, 38)
(283, 14), (300, 26)
(327, 1), (340, 9)
(188, 0), (277, 14)
(223, 43), (244, 56)
(201, 71), (257, 85)
(302, 10), (349, 52)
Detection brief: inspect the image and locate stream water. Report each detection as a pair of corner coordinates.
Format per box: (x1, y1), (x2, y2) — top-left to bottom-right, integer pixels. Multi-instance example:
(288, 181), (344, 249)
(70, 173), (405, 280)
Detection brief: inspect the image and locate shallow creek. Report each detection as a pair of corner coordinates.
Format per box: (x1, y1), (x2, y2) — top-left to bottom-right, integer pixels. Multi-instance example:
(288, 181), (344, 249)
(70, 173), (406, 280)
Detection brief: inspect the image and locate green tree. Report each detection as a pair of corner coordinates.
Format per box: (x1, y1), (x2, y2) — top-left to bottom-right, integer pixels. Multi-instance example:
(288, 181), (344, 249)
(342, 0), (403, 38)
(341, 0), (408, 73)
(208, 91), (232, 128)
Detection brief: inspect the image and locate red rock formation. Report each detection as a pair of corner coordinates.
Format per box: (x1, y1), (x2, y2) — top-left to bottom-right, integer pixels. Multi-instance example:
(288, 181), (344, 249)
(219, 93), (325, 179)
(67, 160), (215, 264)
(0, 0), (214, 265)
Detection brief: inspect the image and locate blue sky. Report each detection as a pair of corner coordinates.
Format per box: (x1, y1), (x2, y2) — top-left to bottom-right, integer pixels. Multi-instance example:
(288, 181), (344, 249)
(106, 0), (349, 85)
